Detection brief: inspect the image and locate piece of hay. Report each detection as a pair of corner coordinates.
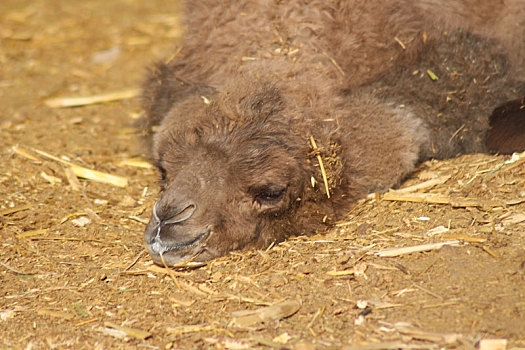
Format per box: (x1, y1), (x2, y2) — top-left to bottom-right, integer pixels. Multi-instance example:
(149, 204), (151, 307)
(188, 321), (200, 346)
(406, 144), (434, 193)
(0, 204), (31, 216)
(74, 318), (98, 327)
(117, 158), (153, 169)
(32, 148), (128, 187)
(322, 51), (345, 76)
(375, 240), (461, 257)
(390, 175), (450, 194)
(380, 192), (523, 208)
(40, 171), (62, 184)
(381, 192), (449, 204)
(37, 309), (75, 320)
(64, 167), (81, 191)
(326, 269), (355, 276)
(394, 36), (406, 50)
(426, 69), (439, 80)
(15, 229), (47, 239)
(394, 323), (463, 344)
(69, 165), (128, 188)
(11, 145), (41, 162)
(478, 339), (508, 350)
(232, 299), (301, 328)
(367, 176), (450, 199)
(310, 136), (331, 198)
(103, 322), (151, 340)
(44, 88), (140, 108)
(0, 262), (37, 276)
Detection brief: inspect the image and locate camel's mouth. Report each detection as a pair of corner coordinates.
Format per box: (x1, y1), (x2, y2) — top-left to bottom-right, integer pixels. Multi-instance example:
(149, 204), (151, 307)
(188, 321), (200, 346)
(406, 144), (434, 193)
(149, 226), (210, 254)
(146, 226), (212, 266)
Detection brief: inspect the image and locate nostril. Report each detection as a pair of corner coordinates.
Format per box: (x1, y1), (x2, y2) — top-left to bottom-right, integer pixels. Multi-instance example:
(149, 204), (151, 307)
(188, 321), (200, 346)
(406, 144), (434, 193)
(151, 200), (197, 226)
(164, 201), (196, 224)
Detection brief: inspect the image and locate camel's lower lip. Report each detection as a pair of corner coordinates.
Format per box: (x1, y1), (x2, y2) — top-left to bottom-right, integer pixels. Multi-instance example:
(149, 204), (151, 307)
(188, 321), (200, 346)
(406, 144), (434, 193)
(149, 226), (210, 255)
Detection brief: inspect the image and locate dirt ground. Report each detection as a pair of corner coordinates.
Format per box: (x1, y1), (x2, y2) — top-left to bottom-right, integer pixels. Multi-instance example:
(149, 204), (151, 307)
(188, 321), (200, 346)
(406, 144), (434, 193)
(1, 1), (524, 349)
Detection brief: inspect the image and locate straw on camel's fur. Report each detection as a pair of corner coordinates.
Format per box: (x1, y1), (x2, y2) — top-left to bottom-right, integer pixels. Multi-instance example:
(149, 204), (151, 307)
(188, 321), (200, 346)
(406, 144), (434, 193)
(139, 0), (525, 266)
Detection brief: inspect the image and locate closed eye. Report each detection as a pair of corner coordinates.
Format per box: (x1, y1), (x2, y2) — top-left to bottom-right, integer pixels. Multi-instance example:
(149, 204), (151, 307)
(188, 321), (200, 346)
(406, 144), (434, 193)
(253, 185), (286, 204)
(155, 161), (167, 183)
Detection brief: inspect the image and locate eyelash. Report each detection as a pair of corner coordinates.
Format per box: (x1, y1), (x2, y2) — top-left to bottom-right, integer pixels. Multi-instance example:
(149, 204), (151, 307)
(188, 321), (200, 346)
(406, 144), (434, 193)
(255, 186), (286, 203)
(159, 167), (167, 182)
(155, 161), (167, 182)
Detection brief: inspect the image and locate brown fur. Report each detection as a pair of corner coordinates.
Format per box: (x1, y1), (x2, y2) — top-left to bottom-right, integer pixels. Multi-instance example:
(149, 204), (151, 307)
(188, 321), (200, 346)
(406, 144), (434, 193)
(139, 0), (525, 266)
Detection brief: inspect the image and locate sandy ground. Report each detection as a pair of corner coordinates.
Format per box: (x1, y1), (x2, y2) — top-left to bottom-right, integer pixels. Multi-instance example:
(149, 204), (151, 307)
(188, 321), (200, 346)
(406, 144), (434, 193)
(1, 0), (524, 349)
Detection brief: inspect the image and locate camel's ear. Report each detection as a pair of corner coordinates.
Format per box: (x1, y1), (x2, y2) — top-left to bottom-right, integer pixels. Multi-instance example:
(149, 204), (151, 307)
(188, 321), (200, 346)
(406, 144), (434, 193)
(486, 96), (525, 154)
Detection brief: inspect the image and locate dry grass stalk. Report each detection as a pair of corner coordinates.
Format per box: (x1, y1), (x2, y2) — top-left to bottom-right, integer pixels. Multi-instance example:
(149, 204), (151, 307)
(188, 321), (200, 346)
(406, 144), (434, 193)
(37, 309), (75, 320)
(326, 269), (355, 276)
(479, 245), (499, 258)
(412, 283), (443, 300)
(104, 322), (151, 340)
(169, 296), (195, 307)
(117, 158), (153, 169)
(441, 233), (486, 243)
(392, 175), (450, 194)
(75, 318), (98, 327)
(30, 236), (104, 243)
(254, 337), (292, 348)
(165, 45), (184, 64)
(64, 166), (81, 191)
(376, 240), (461, 257)
(159, 254), (183, 289)
(31, 148), (128, 187)
(15, 229), (47, 239)
(11, 145), (41, 162)
(59, 212), (87, 224)
(310, 136), (331, 198)
(478, 339), (508, 350)
(69, 165), (128, 187)
(157, 258), (211, 295)
(322, 51), (345, 76)
(147, 265), (192, 276)
(394, 36), (406, 50)
(44, 88), (140, 108)
(0, 262), (36, 275)
(122, 250), (147, 272)
(40, 171), (62, 184)
(0, 204), (31, 216)
(426, 69), (439, 81)
(484, 150), (525, 177)
(85, 208), (102, 222)
(500, 156), (525, 174)
(231, 299), (301, 328)
(381, 192), (449, 204)
(366, 176), (450, 199)
(380, 192), (520, 208)
(128, 215), (149, 224)
(178, 280), (211, 296)
(394, 323), (463, 344)
(306, 306), (325, 329)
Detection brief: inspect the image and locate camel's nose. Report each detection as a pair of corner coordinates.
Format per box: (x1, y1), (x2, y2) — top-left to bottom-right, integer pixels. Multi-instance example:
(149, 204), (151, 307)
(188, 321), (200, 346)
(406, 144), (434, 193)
(153, 200), (196, 225)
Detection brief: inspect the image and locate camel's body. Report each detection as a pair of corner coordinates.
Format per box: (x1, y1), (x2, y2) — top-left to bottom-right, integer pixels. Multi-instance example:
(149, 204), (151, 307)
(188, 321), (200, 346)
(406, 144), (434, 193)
(139, 0), (525, 266)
